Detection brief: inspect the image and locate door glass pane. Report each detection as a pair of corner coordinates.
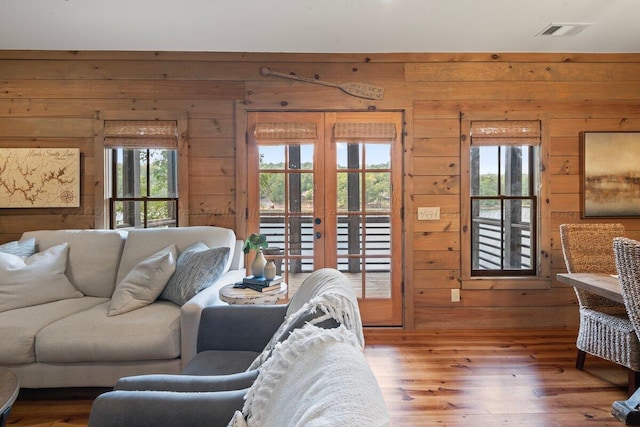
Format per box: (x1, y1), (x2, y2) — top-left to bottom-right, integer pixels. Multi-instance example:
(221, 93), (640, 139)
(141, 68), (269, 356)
(365, 171), (390, 211)
(287, 216), (314, 270)
(337, 256), (362, 298)
(365, 216), (391, 256)
(337, 214), (361, 256)
(337, 172), (362, 213)
(298, 144), (314, 169)
(337, 143), (361, 169)
(365, 143), (390, 169)
(260, 172), (284, 212)
(366, 269), (391, 299)
(259, 145), (284, 169)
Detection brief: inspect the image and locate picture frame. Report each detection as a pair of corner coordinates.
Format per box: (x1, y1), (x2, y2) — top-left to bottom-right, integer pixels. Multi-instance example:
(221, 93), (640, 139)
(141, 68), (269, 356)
(581, 131), (640, 218)
(0, 148), (80, 208)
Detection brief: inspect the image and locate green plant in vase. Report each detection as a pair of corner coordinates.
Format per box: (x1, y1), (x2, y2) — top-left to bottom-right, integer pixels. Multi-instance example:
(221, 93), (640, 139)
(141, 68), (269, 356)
(243, 233), (268, 278)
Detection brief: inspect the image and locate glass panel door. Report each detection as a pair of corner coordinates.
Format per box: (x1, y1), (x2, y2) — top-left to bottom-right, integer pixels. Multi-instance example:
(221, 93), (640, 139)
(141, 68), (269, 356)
(247, 111), (403, 326)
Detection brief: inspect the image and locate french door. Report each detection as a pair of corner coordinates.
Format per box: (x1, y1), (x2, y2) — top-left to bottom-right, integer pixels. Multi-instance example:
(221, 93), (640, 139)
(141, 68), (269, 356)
(246, 111), (403, 326)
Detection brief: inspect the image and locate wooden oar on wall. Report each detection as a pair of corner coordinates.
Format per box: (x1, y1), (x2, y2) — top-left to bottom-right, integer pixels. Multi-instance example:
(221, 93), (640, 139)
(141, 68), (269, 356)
(260, 67), (384, 100)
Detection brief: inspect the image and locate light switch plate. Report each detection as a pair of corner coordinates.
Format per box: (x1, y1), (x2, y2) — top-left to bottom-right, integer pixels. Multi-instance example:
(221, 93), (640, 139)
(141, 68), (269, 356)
(451, 288), (461, 302)
(418, 207), (440, 220)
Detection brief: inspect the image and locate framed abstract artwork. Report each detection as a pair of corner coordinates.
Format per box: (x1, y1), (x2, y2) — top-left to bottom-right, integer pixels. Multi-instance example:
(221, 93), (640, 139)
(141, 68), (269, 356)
(581, 131), (640, 218)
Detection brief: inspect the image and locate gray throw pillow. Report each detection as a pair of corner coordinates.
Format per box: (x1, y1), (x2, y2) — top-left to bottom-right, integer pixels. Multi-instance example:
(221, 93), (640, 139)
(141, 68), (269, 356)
(0, 237), (36, 257)
(160, 242), (230, 306)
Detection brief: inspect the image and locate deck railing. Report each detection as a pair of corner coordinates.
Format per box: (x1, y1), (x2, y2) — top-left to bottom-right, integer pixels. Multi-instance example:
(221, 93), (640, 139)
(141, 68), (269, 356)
(259, 215), (391, 272)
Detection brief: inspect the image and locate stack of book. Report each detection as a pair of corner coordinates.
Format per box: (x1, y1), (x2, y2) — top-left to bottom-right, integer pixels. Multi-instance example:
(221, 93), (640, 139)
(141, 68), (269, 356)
(234, 275), (283, 292)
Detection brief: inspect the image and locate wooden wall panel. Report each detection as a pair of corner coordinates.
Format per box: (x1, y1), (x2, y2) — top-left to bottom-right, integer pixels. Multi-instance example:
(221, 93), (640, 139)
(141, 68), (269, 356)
(0, 51), (639, 330)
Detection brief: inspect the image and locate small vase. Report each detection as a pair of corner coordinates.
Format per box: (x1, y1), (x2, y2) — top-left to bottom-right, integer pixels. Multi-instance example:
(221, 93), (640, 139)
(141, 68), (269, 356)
(264, 260), (277, 280)
(251, 248), (267, 278)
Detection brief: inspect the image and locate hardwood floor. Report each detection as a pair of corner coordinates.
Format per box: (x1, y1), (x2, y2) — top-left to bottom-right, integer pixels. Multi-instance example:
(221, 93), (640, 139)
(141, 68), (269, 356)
(7, 329), (629, 426)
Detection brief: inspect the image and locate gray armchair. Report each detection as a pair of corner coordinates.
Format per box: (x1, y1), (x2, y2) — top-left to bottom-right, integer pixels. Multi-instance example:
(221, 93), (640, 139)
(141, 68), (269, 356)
(88, 268), (361, 427)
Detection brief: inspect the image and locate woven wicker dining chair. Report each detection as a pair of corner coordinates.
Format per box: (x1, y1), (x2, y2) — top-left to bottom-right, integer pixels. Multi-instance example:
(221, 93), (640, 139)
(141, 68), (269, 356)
(560, 223), (640, 395)
(613, 237), (640, 394)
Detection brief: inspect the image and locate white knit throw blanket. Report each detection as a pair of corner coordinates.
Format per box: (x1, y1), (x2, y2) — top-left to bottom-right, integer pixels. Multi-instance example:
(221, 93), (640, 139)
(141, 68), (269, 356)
(247, 268), (365, 371)
(242, 324), (390, 427)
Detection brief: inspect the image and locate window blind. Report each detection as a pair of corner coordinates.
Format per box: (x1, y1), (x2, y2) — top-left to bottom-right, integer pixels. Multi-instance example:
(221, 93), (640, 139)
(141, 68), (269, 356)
(254, 122), (317, 140)
(334, 122), (397, 140)
(103, 120), (178, 149)
(470, 120), (540, 146)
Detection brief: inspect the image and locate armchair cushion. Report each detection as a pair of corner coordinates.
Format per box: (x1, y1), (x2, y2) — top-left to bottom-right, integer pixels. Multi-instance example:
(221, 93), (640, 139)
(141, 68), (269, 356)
(116, 370), (259, 392)
(88, 388), (247, 427)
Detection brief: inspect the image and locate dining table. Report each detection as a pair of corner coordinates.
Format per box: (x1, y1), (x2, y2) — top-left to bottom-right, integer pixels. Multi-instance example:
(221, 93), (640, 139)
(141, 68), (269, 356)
(556, 272), (623, 303)
(556, 271), (640, 424)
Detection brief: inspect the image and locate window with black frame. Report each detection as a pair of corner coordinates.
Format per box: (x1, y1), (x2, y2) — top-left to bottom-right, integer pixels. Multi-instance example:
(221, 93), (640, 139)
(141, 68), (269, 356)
(104, 120), (179, 229)
(469, 121), (540, 276)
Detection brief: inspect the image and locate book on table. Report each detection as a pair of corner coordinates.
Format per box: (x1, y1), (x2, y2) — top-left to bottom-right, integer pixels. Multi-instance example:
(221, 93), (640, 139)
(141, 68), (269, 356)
(232, 275), (283, 292)
(242, 275), (283, 286)
(243, 282), (283, 293)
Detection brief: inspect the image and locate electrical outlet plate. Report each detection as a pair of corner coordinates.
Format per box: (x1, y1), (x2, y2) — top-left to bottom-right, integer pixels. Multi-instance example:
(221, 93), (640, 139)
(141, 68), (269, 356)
(451, 288), (461, 302)
(418, 207), (440, 220)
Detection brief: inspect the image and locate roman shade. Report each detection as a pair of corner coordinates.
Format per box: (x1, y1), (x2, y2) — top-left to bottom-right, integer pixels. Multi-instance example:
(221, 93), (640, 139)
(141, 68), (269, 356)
(254, 122), (317, 140)
(334, 122), (397, 141)
(103, 120), (178, 149)
(470, 120), (541, 146)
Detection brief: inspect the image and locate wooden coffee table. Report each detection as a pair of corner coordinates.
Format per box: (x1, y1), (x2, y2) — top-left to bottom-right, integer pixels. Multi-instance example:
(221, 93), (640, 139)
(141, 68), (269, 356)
(219, 282), (287, 305)
(0, 368), (19, 427)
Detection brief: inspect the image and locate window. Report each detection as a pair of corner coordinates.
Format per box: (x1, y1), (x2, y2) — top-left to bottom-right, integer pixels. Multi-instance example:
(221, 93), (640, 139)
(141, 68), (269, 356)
(463, 120), (542, 279)
(95, 113), (189, 230)
(110, 147), (178, 229)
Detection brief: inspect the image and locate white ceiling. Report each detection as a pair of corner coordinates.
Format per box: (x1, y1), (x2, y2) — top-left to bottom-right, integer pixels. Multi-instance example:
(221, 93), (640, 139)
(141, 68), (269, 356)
(1, 0), (639, 53)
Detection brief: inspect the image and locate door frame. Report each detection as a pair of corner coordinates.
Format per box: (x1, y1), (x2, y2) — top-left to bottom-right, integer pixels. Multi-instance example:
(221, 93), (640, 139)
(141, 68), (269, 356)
(235, 105), (408, 328)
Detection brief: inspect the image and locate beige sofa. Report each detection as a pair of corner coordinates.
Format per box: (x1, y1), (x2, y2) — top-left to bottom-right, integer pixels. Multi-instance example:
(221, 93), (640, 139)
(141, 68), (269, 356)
(0, 226), (245, 388)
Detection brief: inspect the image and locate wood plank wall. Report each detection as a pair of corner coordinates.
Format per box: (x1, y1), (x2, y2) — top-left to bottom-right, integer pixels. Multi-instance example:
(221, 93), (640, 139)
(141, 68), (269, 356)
(1, 51), (639, 330)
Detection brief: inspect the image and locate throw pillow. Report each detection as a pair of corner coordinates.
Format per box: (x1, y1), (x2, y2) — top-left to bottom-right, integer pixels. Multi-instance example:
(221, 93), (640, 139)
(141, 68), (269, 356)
(0, 242), (83, 313)
(0, 237), (36, 257)
(160, 242), (230, 306)
(108, 244), (177, 316)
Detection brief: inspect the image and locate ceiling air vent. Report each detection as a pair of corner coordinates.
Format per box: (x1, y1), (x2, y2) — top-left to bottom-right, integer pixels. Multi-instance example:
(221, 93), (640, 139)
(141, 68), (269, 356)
(537, 23), (592, 37)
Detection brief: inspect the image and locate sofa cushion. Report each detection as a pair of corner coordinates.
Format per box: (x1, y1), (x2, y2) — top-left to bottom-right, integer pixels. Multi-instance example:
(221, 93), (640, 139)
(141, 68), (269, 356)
(36, 300), (181, 363)
(0, 243), (84, 313)
(116, 227), (236, 285)
(22, 229), (125, 297)
(108, 244), (177, 316)
(160, 243), (230, 306)
(0, 237), (36, 257)
(0, 296), (108, 364)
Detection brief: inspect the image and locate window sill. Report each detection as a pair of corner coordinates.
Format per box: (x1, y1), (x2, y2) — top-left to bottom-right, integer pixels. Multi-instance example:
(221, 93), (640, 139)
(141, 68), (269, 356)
(461, 277), (551, 290)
